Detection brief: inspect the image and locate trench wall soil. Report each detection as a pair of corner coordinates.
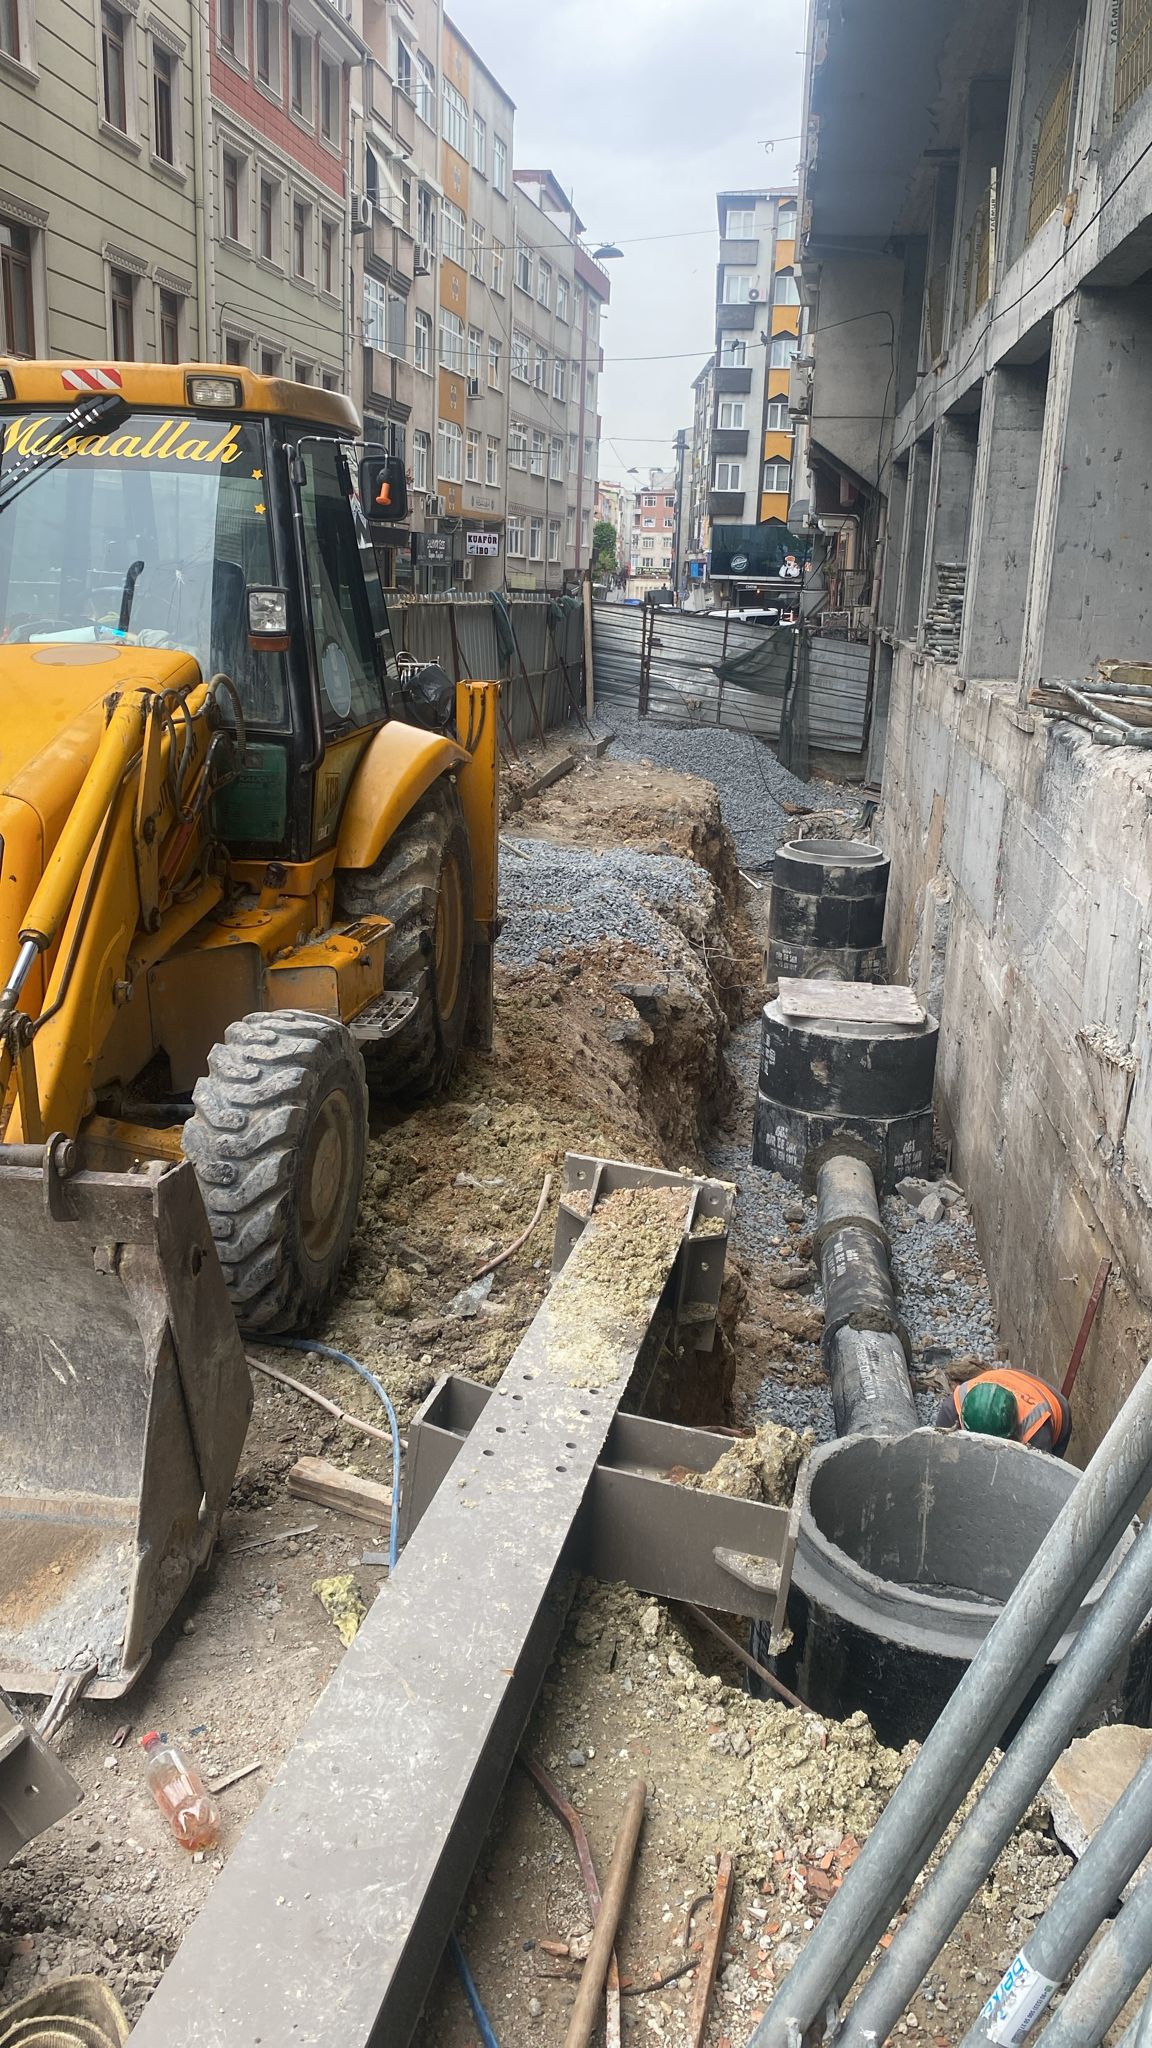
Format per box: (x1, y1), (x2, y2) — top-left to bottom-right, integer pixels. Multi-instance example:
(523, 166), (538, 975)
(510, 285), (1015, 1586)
(880, 650), (1152, 1460)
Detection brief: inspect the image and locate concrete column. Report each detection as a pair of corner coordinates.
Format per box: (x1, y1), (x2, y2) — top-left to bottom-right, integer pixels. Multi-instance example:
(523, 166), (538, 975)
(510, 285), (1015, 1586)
(918, 412), (978, 644)
(1019, 295), (1077, 691)
(1023, 283), (1152, 687)
(959, 362), (1048, 682)
(895, 436), (931, 641)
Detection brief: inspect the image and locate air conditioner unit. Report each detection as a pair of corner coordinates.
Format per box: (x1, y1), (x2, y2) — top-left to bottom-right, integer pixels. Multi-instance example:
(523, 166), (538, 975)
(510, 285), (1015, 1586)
(462, 558), (474, 581)
(414, 242), (432, 275)
(351, 193), (373, 233)
(466, 375), (480, 397)
(748, 285), (762, 301)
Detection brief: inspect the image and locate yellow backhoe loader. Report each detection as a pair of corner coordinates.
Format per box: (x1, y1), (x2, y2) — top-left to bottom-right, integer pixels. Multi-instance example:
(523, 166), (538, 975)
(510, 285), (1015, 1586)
(0, 361), (499, 1694)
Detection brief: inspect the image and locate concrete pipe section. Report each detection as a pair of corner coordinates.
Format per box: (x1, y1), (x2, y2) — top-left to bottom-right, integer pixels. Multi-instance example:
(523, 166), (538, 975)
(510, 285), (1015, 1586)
(765, 1430), (1150, 1750)
(768, 839), (889, 984)
(753, 998), (938, 1188)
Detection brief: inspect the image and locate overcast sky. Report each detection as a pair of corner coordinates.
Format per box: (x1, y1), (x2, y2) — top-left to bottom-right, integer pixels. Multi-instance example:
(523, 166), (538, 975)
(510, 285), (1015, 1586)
(448, 0), (805, 486)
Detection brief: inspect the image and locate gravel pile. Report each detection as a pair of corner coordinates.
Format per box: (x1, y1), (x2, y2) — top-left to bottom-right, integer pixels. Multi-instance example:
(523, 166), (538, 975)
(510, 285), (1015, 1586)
(496, 836), (711, 969)
(596, 703), (855, 870)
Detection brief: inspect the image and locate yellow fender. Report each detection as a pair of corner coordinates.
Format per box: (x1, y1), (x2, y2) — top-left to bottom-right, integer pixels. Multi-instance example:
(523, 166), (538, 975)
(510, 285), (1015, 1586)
(335, 721), (468, 871)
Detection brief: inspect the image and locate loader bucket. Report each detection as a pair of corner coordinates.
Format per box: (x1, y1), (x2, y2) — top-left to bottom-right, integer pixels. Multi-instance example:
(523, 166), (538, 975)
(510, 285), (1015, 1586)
(0, 1145), (252, 1696)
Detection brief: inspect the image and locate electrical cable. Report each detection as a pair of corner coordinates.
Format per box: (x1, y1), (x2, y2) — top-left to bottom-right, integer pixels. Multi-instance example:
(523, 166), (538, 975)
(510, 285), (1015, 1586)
(448, 1933), (502, 2048)
(273, 1336), (401, 1569)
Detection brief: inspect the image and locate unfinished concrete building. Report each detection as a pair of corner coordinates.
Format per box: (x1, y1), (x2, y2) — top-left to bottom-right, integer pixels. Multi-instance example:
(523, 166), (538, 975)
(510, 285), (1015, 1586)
(798, 0), (1152, 1456)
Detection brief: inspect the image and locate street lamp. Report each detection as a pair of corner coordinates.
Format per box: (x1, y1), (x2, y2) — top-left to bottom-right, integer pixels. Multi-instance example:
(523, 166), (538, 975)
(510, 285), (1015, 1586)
(591, 243), (623, 261)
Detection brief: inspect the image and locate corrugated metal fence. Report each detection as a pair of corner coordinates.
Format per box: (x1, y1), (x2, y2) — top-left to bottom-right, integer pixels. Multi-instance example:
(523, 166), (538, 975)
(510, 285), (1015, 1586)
(591, 603), (870, 755)
(390, 593), (585, 751)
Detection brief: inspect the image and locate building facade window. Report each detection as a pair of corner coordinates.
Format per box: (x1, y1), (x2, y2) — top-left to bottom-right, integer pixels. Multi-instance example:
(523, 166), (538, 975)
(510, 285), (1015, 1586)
(363, 275), (403, 355)
(218, 0), (242, 60)
(412, 428), (429, 491)
(537, 258), (551, 308)
(395, 35), (412, 97)
(549, 435), (563, 481)
(493, 134), (507, 193)
(491, 239), (505, 293)
(724, 206), (756, 238)
(777, 206), (797, 238)
(158, 285), (181, 360)
(510, 327), (529, 381)
(509, 421), (527, 470)
(720, 338), (746, 366)
(722, 271), (753, 304)
(718, 400), (745, 429)
(442, 77), (467, 154)
(224, 334), (249, 365)
(255, 0), (280, 92)
(416, 184), (435, 254)
(765, 398), (790, 430)
(552, 357), (566, 402)
(222, 150), (243, 241)
(472, 109), (486, 172)
(152, 44), (176, 164)
(465, 427), (480, 482)
(109, 265), (136, 355)
(515, 239), (532, 292)
(556, 274), (569, 321)
(320, 216), (336, 294)
(101, 5), (130, 131)
(289, 26), (312, 118)
(485, 435), (500, 486)
(259, 174), (279, 261)
(437, 416), (463, 482)
(441, 198), (466, 267)
(565, 506), (575, 546)
(471, 219), (485, 280)
(506, 514), (525, 556)
(714, 459), (742, 491)
(292, 196), (311, 278)
(530, 427), (545, 477)
(415, 51), (434, 123)
(533, 343), (546, 391)
(1, 219), (35, 354)
(319, 56), (338, 142)
(439, 306), (464, 370)
(487, 334), (502, 387)
(763, 457), (791, 492)
(548, 517), (561, 563)
(528, 514), (543, 561)
(769, 335), (797, 368)
(467, 324), (482, 379)
(414, 307), (432, 372)
(773, 269), (799, 304)
(259, 345), (281, 374)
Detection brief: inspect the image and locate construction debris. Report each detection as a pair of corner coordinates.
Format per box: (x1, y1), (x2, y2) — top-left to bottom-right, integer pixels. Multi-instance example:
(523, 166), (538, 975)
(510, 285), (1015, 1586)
(311, 1573), (367, 1647)
(682, 1421), (811, 1503)
(287, 1458), (392, 1528)
(1045, 1724), (1152, 1894)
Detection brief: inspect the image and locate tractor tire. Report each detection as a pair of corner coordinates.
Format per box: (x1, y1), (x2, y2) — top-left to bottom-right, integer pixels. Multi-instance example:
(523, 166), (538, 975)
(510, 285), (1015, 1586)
(336, 777), (474, 1100)
(182, 1009), (368, 1335)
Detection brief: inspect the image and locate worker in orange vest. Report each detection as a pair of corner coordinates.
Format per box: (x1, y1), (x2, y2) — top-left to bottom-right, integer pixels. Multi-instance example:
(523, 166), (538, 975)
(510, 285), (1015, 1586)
(935, 1367), (1072, 1457)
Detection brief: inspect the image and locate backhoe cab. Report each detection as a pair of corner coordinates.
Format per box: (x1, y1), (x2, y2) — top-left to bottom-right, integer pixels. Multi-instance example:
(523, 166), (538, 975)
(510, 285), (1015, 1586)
(0, 361), (499, 1694)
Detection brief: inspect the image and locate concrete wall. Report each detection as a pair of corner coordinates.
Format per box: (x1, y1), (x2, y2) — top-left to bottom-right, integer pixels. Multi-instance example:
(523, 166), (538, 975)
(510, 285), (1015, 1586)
(807, 253), (902, 489)
(882, 648), (1152, 1461)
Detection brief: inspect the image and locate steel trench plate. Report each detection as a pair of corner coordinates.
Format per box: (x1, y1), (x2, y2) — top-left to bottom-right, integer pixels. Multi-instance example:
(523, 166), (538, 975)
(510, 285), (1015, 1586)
(128, 1157), (729, 2048)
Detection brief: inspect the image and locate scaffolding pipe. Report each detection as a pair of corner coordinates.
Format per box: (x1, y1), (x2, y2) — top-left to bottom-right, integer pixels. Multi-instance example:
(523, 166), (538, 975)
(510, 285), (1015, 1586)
(957, 1739), (1152, 2046)
(1029, 1862), (1152, 2048)
(842, 1510), (1152, 2045)
(746, 1357), (1152, 2048)
(1116, 1984), (1152, 2048)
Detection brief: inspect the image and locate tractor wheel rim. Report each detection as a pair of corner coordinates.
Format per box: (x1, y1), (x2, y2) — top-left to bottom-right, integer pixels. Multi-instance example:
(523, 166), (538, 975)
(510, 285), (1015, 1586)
(300, 1088), (356, 1263)
(434, 851), (465, 1019)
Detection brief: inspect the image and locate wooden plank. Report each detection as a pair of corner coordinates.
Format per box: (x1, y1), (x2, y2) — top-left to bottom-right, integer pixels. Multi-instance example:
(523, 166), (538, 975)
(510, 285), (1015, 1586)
(686, 1852), (735, 2046)
(286, 1457), (393, 1527)
(777, 977), (926, 1026)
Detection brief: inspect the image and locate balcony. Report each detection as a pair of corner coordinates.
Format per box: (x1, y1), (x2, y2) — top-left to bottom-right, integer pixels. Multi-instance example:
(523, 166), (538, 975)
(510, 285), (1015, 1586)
(709, 490), (745, 520)
(719, 238), (759, 265)
(392, 84), (416, 154)
(715, 301), (757, 330)
(711, 428), (748, 458)
(714, 366), (752, 395)
(361, 346), (414, 413)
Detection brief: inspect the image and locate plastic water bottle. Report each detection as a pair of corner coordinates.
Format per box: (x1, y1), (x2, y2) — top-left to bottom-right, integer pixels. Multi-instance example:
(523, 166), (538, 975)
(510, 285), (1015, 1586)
(140, 1731), (220, 1852)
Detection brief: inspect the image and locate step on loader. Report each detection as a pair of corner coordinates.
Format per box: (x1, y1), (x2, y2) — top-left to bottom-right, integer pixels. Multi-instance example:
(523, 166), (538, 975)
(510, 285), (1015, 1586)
(0, 361), (500, 1693)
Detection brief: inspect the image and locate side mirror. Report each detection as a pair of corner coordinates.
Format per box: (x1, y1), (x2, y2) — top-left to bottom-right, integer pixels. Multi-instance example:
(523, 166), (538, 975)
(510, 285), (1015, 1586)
(359, 454), (408, 525)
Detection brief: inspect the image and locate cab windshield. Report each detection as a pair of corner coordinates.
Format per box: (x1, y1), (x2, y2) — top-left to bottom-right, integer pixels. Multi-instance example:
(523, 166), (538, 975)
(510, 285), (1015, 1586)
(0, 410), (287, 722)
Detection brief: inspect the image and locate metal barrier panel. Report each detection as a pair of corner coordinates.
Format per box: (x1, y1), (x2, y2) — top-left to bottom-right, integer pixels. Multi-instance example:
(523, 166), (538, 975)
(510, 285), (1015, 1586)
(389, 595), (581, 747)
(591, 605), (869, 754)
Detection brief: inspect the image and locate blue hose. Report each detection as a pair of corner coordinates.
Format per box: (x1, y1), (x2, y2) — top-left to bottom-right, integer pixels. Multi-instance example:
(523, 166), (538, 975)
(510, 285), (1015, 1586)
(448, 1934), (501, 2048)
(276, 1337), (401, 1570)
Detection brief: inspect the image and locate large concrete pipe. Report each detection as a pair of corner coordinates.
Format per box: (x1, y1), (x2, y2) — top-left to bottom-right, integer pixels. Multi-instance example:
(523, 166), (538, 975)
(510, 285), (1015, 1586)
(768, 839), (889, 983)
(813, 1154), (918, 1437)
(753, 998), (938, 1189)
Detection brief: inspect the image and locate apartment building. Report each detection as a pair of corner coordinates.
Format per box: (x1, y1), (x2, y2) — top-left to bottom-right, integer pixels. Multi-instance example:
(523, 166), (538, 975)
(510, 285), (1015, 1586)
(208, 0), (364, 384)
(507, 169), (608, 591)
(798, 0), (1152, 1451)
(595, 476), (635, 573)
(0, 0), (204, 360)
(697, 186), (799, 594)
(629, 467), (677, 584)
(684, 354), (715, 583)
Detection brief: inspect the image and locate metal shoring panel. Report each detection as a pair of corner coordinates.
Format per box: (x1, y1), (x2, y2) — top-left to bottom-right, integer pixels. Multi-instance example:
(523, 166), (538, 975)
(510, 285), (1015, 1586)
(129, 1169), (727, 2048)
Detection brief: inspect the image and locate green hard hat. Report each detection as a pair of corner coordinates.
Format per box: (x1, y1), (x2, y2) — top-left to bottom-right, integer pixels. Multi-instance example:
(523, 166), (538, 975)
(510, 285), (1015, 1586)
(961, 1380), (1017, 1439)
